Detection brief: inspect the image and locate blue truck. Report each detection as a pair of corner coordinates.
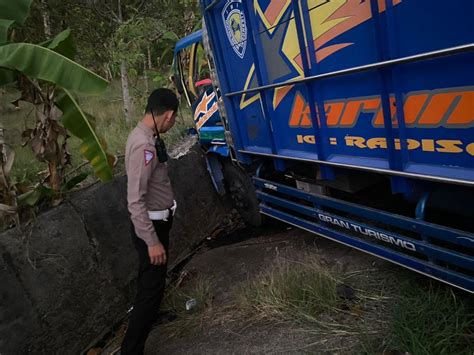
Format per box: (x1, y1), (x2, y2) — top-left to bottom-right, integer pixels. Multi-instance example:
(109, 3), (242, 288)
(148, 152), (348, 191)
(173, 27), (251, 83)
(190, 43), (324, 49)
(173, 0), (474, 293)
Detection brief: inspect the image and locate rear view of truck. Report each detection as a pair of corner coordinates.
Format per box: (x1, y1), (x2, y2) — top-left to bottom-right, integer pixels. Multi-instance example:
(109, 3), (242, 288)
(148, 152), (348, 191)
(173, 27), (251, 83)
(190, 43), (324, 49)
(199, 0), (474, 292)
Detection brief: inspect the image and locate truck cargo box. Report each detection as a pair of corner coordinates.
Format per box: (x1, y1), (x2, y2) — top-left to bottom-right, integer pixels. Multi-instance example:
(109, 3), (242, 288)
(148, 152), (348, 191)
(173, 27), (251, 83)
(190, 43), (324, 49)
(202, 0), (474, 186)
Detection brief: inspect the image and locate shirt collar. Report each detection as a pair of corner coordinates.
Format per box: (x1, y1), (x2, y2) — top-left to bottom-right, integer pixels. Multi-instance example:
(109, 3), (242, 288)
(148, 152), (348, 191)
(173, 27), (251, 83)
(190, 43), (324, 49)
(137, 121), (155, 138)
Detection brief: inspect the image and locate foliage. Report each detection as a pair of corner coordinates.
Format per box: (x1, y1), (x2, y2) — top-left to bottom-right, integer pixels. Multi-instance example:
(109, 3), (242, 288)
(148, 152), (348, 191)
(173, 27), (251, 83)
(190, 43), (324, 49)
(387, 282), (474, 355)
(109, 17), (159, 70)
(1, 0), (201, 225)
(0, 43), (107, 94)
(0, 0), (113, 216)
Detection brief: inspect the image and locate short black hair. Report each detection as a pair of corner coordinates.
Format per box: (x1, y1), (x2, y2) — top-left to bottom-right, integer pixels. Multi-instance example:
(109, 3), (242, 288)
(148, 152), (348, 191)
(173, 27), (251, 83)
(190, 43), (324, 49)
(145, 88), (179, 116)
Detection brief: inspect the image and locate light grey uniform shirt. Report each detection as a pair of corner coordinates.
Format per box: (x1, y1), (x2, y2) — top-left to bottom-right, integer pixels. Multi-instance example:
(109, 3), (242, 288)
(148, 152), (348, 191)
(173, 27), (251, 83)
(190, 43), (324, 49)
(125, 122), (174, 246)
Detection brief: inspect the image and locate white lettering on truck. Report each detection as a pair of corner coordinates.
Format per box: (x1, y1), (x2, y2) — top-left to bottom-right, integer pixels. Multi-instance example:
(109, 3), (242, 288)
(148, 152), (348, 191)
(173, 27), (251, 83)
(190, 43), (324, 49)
(318, 213), (416, 252)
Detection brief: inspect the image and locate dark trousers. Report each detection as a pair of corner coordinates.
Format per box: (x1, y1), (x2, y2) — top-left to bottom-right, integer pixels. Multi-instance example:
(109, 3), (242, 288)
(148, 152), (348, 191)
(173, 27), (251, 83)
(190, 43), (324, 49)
(121, 218), (173, 355)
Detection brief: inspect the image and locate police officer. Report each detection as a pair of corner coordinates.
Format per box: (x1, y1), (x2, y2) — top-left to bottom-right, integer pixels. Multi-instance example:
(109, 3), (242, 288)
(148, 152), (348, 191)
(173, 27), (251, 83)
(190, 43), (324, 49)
(121, 88), (179, 354)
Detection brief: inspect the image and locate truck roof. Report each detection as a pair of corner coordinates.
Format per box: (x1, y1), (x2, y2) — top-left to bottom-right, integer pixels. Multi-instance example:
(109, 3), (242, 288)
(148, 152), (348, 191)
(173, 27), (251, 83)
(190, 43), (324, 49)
(174, 29), (203, 56)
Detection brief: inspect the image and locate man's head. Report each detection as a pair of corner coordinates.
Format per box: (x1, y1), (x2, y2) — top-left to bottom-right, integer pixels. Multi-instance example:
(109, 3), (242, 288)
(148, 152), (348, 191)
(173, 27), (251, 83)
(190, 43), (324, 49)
(144, 88), (179, 133)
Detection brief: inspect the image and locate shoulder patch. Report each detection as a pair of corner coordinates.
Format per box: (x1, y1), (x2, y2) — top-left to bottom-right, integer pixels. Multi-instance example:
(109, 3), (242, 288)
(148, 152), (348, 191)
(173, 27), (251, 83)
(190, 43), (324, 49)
(144, 149), (155, 166)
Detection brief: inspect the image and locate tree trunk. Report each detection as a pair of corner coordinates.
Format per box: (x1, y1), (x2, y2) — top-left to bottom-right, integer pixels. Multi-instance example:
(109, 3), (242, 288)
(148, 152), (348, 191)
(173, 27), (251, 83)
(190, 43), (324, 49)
(120, 61), (134, 123)
(184, 9), (196, 36)
(103, 63), (113, 82)
(147, 46), (152, 70)
(40, 0), (52, 39)
(48, 160), (62, 205)
(117, 0), (123, 22)
(116, 0), (133, 122)
(143, 59), (149, 94)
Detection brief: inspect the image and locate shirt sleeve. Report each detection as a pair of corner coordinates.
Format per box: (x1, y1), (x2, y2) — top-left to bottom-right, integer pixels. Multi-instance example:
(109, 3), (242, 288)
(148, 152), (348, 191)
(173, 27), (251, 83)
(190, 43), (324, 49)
(127, 142), (160, 246)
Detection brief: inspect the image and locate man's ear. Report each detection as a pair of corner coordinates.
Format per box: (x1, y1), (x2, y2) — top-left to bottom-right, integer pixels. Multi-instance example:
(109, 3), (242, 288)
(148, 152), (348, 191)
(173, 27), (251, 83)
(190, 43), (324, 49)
(165, 110), (174, 122)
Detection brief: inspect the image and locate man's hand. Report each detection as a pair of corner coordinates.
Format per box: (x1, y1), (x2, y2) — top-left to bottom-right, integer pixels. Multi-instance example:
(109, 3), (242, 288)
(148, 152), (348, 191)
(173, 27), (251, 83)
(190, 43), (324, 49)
(148, 243), (167, 265)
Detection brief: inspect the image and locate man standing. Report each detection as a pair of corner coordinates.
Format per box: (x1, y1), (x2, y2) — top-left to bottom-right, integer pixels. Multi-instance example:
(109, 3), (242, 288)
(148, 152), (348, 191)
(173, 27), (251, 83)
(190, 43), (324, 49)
(121, 88), (179, 354)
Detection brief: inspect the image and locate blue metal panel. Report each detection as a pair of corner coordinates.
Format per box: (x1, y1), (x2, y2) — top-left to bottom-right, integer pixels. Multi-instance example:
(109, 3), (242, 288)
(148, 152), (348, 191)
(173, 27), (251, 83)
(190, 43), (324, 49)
(204, 0), (276, 157)
(209, 144), (229, 157)
(201, 2), (250, 164)
(202, 0), (474, 186)
(240, 0), (286, 172)
(292, 0), (333, 180)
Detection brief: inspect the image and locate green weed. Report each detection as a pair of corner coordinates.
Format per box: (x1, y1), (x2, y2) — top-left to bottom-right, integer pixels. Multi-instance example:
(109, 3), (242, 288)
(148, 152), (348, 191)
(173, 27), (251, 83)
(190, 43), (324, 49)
(239, 260), (341, 325)
(159, 275), (214, 339)
(387, 282), (474, 355)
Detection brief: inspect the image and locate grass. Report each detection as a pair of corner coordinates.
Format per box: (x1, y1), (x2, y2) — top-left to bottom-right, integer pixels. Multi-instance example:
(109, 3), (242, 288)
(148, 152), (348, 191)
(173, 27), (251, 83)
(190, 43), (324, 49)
(231, 258), (474, 354)
(239, 259), (341, 324)
(235, 258), (380, 352)
(387, 282), (474, 355)
(159, 275), (214, 339)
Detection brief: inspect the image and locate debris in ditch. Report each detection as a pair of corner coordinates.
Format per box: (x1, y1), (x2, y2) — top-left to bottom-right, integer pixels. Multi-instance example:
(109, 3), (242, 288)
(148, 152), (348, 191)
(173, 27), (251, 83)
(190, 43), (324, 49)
(175, 270), (192, 288)
(336, 283), (356, 301)
(168, 135), (198, 160)
(185, 298), (198, 311)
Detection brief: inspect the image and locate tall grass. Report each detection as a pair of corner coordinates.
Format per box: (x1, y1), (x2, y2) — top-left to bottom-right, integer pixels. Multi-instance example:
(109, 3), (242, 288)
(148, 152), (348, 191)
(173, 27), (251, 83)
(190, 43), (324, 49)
(159, 275), (214, 339)
(387, 282), (474, 355)
(240, 260), (341, 323)
(234, 259), (474, 353)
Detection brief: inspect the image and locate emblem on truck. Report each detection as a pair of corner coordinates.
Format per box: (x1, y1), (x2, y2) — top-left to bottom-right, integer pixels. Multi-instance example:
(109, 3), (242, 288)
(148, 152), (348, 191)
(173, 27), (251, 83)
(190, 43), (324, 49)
(222, 0), (247, 59)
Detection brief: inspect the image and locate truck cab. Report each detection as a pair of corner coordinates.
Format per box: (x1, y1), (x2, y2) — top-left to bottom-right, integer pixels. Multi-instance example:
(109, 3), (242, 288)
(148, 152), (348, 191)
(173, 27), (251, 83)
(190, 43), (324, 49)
(172, 30), (226, 149)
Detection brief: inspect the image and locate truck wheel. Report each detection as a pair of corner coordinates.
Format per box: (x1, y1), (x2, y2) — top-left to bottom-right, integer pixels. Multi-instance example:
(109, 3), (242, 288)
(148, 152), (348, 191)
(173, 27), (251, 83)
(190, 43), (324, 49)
(223, 163), (263, 227)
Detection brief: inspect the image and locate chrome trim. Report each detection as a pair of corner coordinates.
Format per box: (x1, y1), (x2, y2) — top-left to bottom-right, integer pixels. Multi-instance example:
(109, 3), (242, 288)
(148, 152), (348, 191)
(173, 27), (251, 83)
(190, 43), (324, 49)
(205, 0), (220, 11)
(227, 44), (474, 97)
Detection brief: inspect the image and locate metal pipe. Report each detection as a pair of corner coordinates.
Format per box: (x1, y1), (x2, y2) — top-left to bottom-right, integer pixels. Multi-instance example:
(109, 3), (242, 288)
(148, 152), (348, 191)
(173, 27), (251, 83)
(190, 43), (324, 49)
(415, 191), (435, 262)
(238, 149), (474, 187)
(416, 191), (431, 221)
(226, 43), (474, 97)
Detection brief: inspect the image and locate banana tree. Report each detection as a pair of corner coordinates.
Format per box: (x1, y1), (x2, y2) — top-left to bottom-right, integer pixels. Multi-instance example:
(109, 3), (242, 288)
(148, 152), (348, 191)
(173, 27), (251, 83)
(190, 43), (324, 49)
(0, 0), (114, 209)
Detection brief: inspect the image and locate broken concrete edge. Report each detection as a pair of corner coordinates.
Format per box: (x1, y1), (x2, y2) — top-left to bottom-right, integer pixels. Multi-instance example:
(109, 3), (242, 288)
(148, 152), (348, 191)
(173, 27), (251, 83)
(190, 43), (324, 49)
(0, 139), (233, 354)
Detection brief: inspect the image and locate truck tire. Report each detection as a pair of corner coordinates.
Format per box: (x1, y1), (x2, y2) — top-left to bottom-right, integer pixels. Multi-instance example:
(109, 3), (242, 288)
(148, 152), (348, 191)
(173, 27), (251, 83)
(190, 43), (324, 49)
(223, 163), (263, 227)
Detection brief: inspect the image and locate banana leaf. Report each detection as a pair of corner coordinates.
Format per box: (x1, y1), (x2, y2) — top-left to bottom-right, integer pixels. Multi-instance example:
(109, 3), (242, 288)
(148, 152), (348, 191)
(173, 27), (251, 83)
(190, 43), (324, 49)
(63, 172), (88, 191)
(0, 67), (14, 85)
(0, 19), (13, 44)
(17, 185), (52, 207)
(40, 28), (77, 59)
(0, 0), (33, 25)
(0, 43), (108, 95)
(56, 90), (114, 182)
